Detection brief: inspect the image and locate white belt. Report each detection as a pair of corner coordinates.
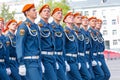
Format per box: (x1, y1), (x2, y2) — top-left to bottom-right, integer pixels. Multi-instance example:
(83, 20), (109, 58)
(24, 56), (39, 59)
(98, 52), (103, 55)
(78, 53), (84, 56)
(86, 51), (90, 54)
(9, 57), (16, 60)
(66, 53), (77, 57)
(93, 53), (97, 56)
(41, 51), (54, 55)
(55, 52), (63, 55)
(0, 59), (4, 62)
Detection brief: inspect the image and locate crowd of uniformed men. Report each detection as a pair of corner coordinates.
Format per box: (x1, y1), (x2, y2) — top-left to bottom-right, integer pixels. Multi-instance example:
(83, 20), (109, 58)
(0, 3), (111, 80)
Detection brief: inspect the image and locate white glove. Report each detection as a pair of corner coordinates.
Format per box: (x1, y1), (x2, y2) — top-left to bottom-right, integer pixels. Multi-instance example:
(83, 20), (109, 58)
(78, 63), (81, 70)
(56, 62), (59, 70)
(65, 61), (70, 72)
(86, 62), (90, 68)
(92, 60), (97, 66)
(6, 68), (11, 75)
(19, 65), (26, 76)
(41, 62), (45, 73)
(98, 61), (102, 66)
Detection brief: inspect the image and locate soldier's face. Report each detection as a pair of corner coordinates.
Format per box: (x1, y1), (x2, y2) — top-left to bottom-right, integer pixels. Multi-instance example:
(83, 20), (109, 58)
(27, 8), (37, 19)
(74, 15), (82, 24)
(8, 22), (17, 31)
(40, 8), (50, 19)
(82, 18), (88, 26)
(96, 22), (102, 30)
(53, 11), (63, 21)
(89, 19), (96, 28)
(0, 21), (4, 30)
(65, 15), (74, 23)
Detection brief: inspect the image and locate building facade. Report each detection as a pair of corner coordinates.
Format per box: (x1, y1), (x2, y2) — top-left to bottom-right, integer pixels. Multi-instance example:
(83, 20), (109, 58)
(69, 0), (120, 51)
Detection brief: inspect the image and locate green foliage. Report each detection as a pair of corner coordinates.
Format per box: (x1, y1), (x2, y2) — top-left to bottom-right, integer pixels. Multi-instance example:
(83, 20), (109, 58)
(0, 3), (15, 22)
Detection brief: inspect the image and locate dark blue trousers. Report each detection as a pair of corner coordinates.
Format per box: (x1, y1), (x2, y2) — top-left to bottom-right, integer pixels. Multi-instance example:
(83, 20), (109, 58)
(0, 63), (10, 80)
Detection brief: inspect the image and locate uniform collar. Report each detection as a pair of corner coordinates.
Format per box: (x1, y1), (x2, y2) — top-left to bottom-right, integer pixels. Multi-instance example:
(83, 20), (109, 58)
(25, 18), (35, 26)
(51, 21), (61, 28)
(40, 19), (49, 27)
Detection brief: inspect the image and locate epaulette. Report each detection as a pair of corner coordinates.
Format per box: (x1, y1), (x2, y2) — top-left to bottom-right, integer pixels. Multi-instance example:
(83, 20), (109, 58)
(38, 22), (43, 28)
(52, 24), (56, 28)
(24, 22), (31, 27)
(65, 29), (69, 34)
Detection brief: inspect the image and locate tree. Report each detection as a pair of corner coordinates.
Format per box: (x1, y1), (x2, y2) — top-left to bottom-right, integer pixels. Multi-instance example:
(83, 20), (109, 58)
(0, 3), (15, 22)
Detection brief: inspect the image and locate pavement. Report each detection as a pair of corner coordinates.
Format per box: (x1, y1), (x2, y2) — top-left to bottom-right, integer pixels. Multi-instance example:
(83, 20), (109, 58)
(106, 59), (120, 80)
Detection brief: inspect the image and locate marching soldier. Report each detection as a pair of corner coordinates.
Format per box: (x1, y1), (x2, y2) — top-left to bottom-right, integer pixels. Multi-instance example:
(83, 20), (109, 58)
(0, 17), (10, 80)
(4, 19), (22, 80)
(88, 17), (104, 80)
(16, 4), (42, 80)
(38, 4), (57, 80)
(63, 12), (82, 80)
(51, 8), (68, 80)
(95, 19), (111, 80)
(80, 16), (95, 80)
(73, 13), (91, 80)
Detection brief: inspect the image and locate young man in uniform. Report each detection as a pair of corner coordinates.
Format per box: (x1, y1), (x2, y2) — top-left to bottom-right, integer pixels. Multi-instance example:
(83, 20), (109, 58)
(95, 19), (111, 80)
(0, 17), (10, 80)
(73, 13), (91, 80)
(38, 4), (57, 80)
(16, 4), (42, 80)
(51, 7), (68, 80)
(63, 12), (82, 80)
(4, 19), (22, 80)
(88, 17), (104, 80)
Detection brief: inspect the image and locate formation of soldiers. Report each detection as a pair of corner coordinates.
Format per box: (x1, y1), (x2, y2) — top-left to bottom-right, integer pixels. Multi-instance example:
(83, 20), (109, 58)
(0, 3), (111, 80)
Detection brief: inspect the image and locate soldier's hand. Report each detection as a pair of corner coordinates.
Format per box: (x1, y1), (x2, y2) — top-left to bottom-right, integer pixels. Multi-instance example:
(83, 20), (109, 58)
(78, 63), (81, 70)
(19, 65), (26, 76)
(86, 62), (90, 68)
(92, 60), (97, 66)
(41, 62), (45, 73)
(98, 61), (102, 66)
(6, 68), (11, 75)
(65, 61), (70, 72)
(56, 62), (59, 70)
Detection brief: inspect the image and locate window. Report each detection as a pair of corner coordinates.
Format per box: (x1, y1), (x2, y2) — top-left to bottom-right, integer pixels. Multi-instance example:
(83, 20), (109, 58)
(112, 19), (116, 25)
(112, 30), (117, 35)
(84, 11), (89, 16)
(103, 30), (107, 35)
(113, 40), (117, 45)
(102, 20), (107, 25)
(92, 10), (97, 16)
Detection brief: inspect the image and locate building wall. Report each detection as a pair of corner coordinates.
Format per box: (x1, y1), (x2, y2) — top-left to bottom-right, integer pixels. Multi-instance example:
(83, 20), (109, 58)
(73, 6), (120, 51)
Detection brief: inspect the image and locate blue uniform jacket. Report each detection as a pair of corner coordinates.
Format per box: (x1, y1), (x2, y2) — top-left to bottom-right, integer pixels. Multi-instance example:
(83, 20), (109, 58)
(16, 18), (41, 64)
(95, 30), (105, 52)
(88, 27), (98, 59)
(64, 26), (78, 63)
(38, 19), (55, 51)
(50, 21), (65, 64)
(0, 34), (9, 67)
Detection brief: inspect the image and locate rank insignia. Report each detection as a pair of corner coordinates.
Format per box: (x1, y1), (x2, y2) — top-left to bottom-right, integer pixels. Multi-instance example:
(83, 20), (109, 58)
(38, 23), (43, 27)
(6, 41), (10, 46)
(20, 29), (25, 36)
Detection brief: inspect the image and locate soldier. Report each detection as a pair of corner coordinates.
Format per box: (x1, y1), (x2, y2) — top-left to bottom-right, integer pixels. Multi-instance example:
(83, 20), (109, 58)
(63, 12), (82, 80)
(0, 17), (10, 80)
(38, 4), (57, 80)
(95, 19), (111, 80)
(51, 8), (68, 80)
(16, 4), (42, 80)
(88, 17), (104, 80)
(73, 13), (91, 80)
(4, 19), (22, 80)
(80, 16), (95, 80)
